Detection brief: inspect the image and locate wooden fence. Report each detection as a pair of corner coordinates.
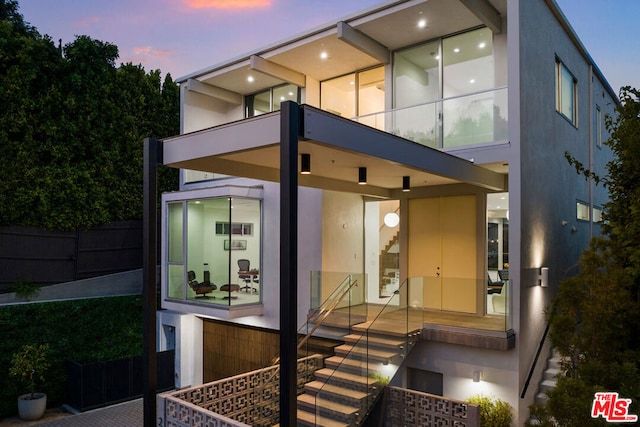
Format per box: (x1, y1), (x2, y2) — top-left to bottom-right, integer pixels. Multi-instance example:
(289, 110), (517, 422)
(0, 221), (143, 292)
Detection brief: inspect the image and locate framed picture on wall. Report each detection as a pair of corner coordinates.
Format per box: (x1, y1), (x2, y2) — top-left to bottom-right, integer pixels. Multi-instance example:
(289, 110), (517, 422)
(224, 240), (247, 250)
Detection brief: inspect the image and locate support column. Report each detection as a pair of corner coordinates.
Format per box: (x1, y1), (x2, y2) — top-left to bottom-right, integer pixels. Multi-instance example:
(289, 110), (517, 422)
(143, 137), (162, 427)
(279, 101), (299, 426)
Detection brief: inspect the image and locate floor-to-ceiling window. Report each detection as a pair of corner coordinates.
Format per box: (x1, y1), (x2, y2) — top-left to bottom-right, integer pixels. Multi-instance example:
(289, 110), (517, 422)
(321, 66), (385, 129)
(393, 27), (507, 148)
(166, 196), (262, 307)
(487, 192), (509, 316)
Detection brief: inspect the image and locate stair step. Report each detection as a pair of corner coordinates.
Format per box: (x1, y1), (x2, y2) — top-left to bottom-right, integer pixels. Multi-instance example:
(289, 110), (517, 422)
(298, 393), (360, 423)
(544, 367), (560, 381)
(297, 408), (349, 427)
(324, 356), (379, 374)
(304, 380), (369, 404)
(539, 379), (556, 393)
(307, 311), (367, 329)
(334, 344), (398, 364)
(314, 368), (378, 389)
(352, 320), (422, 337)
(343, 333), (406, 350)
(535, 392), (549, 405)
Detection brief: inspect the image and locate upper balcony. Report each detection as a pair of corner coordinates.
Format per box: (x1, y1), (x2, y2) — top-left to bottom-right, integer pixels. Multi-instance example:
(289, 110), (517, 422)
(177, 0), (507, 146)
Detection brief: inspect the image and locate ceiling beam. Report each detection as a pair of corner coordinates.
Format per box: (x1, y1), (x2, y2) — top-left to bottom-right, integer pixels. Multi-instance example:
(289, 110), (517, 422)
(459, 0), (502, 33)
(250, 55), (306, 88)
(185, 79), (243, 105)
(337, 21), (390, 64)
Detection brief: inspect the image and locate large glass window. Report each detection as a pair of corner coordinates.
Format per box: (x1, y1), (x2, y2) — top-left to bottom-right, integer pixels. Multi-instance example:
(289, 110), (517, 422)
(246, 83), (299, 118)
(393, 28), (506, 148)
(321, 66), (385, 128)
(166, 197), (262, 307)
(556, 59), (577, 125)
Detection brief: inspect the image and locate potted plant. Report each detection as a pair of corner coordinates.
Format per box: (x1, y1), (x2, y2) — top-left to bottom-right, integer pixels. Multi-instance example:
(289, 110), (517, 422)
(9, 343), (51, 421)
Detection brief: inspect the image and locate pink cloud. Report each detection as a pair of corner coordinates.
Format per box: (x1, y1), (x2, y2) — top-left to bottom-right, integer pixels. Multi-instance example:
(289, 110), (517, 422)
(185, 0), (271, 9)
(123, 46), (174, 67)
(74, 16), (100, 29)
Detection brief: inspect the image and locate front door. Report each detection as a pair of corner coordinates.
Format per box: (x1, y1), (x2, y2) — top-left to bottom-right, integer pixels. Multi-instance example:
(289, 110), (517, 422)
(408, 195), (478, 313)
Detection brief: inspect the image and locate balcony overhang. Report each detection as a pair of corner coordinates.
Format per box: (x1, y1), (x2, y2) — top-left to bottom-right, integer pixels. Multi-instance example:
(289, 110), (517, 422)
(163, 104), (506, 195)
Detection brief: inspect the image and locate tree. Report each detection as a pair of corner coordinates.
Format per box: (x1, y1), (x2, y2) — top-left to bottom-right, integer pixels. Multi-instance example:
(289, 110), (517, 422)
(534, 87), (640, 425)
(0, 0), (179, 229)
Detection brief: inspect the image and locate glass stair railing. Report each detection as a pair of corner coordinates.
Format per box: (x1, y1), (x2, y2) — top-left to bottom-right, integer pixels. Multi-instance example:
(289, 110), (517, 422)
(250, 273), (363, 426)
(297, 278), (422, 427)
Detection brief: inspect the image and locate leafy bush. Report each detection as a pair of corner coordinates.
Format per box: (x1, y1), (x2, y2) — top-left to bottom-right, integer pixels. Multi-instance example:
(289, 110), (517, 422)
(9, 344), (50, 398)
(10, 281), (41, 301)
(0, 295), (143, 418)
(467, 394), (513, 427)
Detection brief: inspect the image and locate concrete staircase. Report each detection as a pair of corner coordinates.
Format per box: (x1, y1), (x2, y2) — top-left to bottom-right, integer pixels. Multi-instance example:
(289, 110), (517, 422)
(296, 319), (421, 426)
(534, 348), (564, 406)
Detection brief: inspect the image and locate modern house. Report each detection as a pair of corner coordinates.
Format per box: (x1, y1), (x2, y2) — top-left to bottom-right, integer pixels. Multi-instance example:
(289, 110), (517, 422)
(149, 0), (618, 425)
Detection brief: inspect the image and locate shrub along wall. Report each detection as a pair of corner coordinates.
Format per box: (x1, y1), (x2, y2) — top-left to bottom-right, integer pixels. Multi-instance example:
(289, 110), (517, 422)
(0, 295), (143, 419)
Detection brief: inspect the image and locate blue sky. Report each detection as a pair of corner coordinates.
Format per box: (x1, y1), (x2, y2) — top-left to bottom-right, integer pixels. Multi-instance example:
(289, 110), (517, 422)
(18, 0), (639, 93)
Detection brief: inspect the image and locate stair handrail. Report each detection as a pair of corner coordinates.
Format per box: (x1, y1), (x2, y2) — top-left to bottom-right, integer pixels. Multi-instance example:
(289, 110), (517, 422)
(520, 321), (550, 399)
(257, 274), (360, 391)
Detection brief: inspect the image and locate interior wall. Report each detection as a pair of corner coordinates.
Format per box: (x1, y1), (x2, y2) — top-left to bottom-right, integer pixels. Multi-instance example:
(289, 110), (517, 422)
(321, 191), (364, 291)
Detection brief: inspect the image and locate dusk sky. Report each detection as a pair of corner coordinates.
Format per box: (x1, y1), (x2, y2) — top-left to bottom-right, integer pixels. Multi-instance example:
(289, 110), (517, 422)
(18, 0), (640, 93)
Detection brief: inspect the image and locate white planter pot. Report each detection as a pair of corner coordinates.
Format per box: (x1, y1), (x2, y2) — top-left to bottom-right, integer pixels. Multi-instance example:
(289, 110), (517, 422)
(17, 393), (47, 421)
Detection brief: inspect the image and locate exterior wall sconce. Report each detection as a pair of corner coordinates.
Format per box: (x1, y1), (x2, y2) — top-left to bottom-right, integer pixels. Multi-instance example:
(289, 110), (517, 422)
(402, 176), (410, 192)
(539, 267), (549, 287)
(472, 370), (481, 382)
(358, 167), (367, 185)
(301, 153), (311, 174)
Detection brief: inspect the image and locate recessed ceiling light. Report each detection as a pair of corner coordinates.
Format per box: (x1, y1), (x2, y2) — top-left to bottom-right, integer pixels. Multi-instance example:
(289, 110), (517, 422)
(435, 54), (440, 60)
(280, 96), (285, 101)
(247, 75), (254, 83)
(478, 42), (486, 49)
(288, 91), (294, 96)
(417, 19), (427, 29)
(469, 78), (475, 84)
(320, 51), (328, 59)
(453, 48), (460, 53)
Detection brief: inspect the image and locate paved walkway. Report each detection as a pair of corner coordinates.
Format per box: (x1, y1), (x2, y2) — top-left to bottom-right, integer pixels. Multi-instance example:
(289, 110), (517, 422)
(1, 399), (142, 427)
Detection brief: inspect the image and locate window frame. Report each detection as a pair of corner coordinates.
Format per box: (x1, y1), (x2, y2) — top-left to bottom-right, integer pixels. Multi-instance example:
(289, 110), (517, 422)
(555, 58), (578, 126)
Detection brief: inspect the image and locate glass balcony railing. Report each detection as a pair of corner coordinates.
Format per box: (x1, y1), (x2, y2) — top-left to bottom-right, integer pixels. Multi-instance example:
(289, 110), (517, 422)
(353, 86), (508, 150)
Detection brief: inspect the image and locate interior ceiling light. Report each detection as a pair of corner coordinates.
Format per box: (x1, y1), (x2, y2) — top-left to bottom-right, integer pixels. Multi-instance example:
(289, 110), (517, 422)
(247, 75), (254, 83)
(453, 48), (460, 53)
(478, 42), (486, 49)
(384, 212), (400, 227)
(320, 51), (328, 59)
(417, 19), (427, 28)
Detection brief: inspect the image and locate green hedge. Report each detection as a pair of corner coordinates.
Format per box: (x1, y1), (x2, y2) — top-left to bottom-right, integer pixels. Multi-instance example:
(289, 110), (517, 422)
(0, 295), (143, 419)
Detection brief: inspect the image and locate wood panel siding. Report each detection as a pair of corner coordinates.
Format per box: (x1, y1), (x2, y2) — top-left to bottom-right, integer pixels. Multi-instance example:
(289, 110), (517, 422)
(203, 319), (279, 382)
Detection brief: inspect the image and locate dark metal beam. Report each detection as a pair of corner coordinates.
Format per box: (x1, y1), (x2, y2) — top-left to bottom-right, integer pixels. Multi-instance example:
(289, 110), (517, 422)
(279, 101), (299, 426)
(143, 137), (161, 427)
